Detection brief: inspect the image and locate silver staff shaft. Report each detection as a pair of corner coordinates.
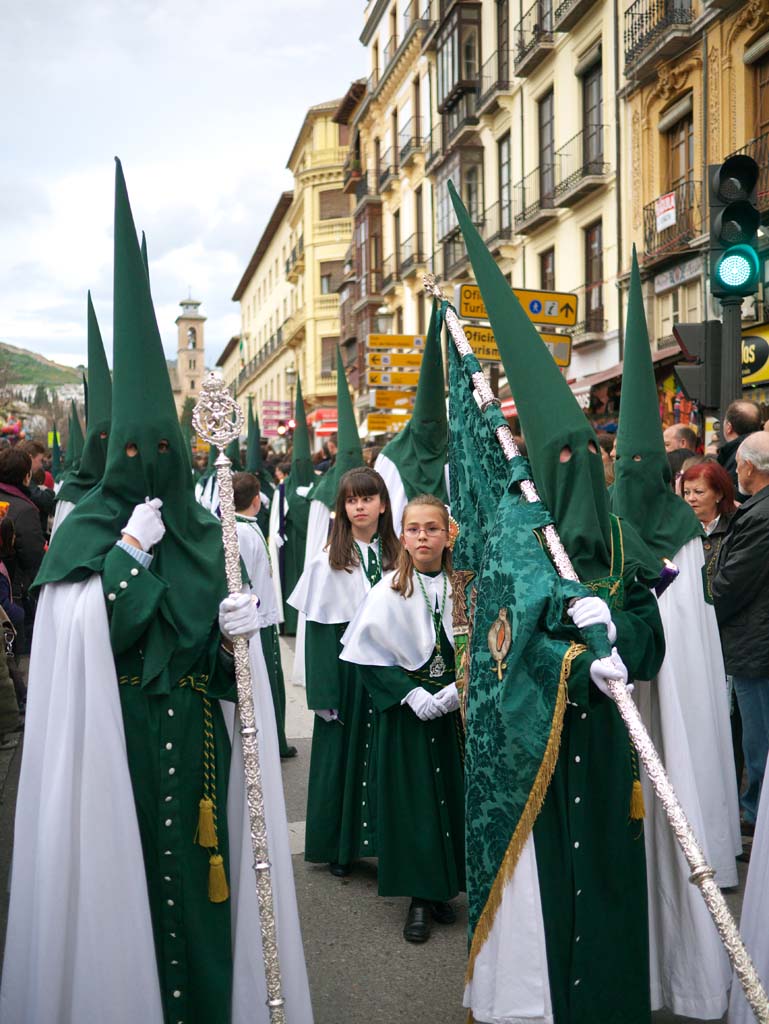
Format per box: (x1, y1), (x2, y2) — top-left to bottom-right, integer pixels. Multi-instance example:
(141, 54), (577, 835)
(193, 375), (286, 1024)
(426, 276), (769, 1023)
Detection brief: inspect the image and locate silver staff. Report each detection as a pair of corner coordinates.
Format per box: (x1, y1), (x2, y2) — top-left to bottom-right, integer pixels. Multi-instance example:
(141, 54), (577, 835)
(193, 373), (286, 1023)
(425, 275), (769, 1023)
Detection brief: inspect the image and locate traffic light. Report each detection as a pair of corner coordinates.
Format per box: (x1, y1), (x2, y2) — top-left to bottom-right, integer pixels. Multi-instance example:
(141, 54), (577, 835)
(709, 156), (761, 298)
(673, 320), (722, 408)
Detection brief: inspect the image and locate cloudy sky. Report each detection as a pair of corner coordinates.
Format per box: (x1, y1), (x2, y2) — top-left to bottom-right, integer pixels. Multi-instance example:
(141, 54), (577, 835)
(1, 0), (364, 369)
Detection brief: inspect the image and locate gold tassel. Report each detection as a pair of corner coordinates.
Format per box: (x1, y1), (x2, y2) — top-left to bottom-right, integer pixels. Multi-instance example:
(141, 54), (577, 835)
(195, 797), (218, 848)
(208, 853), (229, 903)
(630, 779), (645, 820)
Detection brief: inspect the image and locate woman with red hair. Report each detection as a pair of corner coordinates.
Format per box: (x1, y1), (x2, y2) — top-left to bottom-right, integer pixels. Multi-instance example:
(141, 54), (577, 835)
(681, 460), (736, 585)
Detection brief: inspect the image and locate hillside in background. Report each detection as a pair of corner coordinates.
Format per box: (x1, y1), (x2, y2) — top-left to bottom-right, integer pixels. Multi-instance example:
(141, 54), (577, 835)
(0, 341), (83, 389)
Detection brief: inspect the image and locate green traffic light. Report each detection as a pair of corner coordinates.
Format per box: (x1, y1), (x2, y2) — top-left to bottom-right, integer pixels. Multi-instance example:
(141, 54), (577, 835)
(713, 243), (760, 294)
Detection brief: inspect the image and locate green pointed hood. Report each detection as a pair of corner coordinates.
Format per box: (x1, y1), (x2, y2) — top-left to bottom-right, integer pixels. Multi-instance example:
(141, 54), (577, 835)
(449, 181), (611, 580)
(38, 158), (226, 692)
(51, 423), (62, 480)
(246, 397), (274, 500)
(611, 248), (702, 560)
(82, 373), (89, 427)
(140, 230), (151, 295)
(225, 423), (243, 472)
(309, 347), (364, 509)
(58, 292), (112, 505)
(379, 300), (448, 502)
(66, 399), (85, 472)
(285, 374), (314, 500)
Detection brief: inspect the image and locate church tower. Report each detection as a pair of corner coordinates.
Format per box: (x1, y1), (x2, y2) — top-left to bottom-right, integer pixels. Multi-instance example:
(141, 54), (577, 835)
(174, 297), (206, 416)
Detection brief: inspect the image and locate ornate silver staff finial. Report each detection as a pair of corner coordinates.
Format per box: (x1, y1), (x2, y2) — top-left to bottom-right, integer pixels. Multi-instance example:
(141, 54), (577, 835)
(193, 372), (286, 1024)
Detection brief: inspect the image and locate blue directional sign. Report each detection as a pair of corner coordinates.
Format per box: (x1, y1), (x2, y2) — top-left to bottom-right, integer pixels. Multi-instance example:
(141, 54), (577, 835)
(529, 299), (543, 315)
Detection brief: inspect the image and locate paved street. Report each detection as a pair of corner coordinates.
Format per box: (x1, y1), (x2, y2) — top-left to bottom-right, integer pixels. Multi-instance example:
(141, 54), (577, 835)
(0, 638), (750, 1022)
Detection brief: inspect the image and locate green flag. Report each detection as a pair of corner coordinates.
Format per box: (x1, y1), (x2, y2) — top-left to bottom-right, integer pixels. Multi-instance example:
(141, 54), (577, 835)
(282, 375), (312, 632)
(307, 347), (363, 509)
(246, 397), (274, 537)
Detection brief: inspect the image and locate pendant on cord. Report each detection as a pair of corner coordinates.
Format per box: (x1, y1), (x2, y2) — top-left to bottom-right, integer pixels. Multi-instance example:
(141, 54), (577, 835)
(429, 653), (446, 678)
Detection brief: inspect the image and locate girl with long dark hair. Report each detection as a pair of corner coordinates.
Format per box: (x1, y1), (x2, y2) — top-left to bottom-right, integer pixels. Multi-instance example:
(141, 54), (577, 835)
(289, 466), (398, 876)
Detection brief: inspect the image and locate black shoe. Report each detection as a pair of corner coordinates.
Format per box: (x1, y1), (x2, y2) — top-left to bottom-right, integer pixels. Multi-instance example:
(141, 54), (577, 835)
(329, 862), (351, 877)
(280, 746), (298, 759)
(403, 899), (431, 943)
(430, 901), (456, 925)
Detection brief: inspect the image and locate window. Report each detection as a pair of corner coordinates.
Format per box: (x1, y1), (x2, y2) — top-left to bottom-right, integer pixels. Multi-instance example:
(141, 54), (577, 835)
(339, 123), (350, 147)
(188, 358), (196, 371)
(498, 132), (511, 229)
(657, 279), (701, 346)
(393, 209), (401, 268)
(465, 165), (483, 220)
(321, 336), (338, 376)
(539, 89), (555, 202)
(757, 52), (769, 136)
(436, 5), (481, 109)
(319, 189), (350, 220)
(417, 291), (426, 336)
(540, 248), (555, 290)
(584, 221), (603, 330)
(320, 260), (344, 295)
(415, 185), (424, 253)
(497, 0), (510, 80)
(189, 380), (196, 391)
(582, 62), (603, 166)
(187, 326), (197, 349)
(668, 113), (694, 191)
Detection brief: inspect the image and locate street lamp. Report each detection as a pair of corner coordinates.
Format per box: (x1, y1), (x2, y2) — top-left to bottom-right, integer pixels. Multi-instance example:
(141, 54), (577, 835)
(376, 304), (393, 335)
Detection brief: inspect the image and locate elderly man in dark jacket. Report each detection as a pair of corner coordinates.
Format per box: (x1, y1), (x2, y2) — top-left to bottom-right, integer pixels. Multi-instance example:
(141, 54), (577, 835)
(717, 399), (762, 502)
(0, 447), (45, 600)
(712, 431), (769, 828)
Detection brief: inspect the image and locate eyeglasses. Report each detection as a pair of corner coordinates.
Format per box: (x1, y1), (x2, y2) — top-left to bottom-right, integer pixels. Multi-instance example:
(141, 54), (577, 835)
(403, 526), (446, 538)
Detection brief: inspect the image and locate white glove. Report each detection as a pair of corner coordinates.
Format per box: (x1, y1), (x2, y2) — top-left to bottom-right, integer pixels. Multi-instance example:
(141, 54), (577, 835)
(218, 593), (260, 640)
(589, 648), (630, 698)
(122, 497), (165, 551)
(568, 596), (617, 644)
(434, 682), (460, 713)
(315, 709), (340, 723)
(403, 687), (444, 721)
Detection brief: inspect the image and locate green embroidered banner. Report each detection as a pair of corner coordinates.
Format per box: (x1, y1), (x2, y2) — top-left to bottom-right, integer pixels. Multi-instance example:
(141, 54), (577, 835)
(446, 314), (589, 962)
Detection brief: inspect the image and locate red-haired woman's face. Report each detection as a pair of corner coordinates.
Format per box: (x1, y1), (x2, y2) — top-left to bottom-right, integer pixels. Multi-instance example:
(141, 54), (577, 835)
(682, 476), (722, 524)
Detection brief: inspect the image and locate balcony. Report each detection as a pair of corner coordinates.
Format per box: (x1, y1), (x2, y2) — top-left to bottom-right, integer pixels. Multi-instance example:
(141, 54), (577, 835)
(553, 126), (610, 207)
(317, 294), (340, 316)
(353, 171), (381, 212)
(283, 310), (307, 345)
(381, 254), (402, 294)
(514, 167), (559, 234)
(378, 148), (399, 193)
(483, 200), (516, 251)
(514, 0), (557, 77)
(353, 269), (383, 311)
(642, 179), (702, 265)
(421, 0), (439, 50)
(342, 155), (363, 195)
(624, 0), (694, 81)
(727, 131), (769, 213)
(572, 303), (608, 346)
(399, 116), (423, 167)
(554, 0), (600, 32)
(424, 121), (443, 171)
(444, 91), (480, 148)
(383, 35), (399, 69)
(285, 238), (305, 283)
(478, 51), (513, 117)
(443, 217), (483, 280)
(400, 233), (427, 278)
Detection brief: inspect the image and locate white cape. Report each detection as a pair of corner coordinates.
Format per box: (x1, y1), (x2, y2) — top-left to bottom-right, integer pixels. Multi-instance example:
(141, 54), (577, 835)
(268, 486), (285, 621)
(50, 497), (75, 538)
(728, 753), (769, 1024)
(341, 569), (454, 670)
(633, 539), (737, 1018)
(237, 517), (282, 627)
(288, 547), (373, 626)
(0, 577), (313, 1024)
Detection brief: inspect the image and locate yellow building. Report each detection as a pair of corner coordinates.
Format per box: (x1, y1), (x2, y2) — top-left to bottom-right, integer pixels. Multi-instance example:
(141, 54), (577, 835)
(222, 101), (353, 447)
(622, 0), (769, 380)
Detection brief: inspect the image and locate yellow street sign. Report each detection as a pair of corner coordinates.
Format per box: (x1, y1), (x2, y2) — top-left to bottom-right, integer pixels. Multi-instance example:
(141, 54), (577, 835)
(457, 283), (578, 327)
(368, 351), (423, 368)
(367, 413), (410, 433)
(367, 370), (421, 387)
(368, 333), (426, 350)
(371, 390), (417, 409)
(461, 322), (571, 368)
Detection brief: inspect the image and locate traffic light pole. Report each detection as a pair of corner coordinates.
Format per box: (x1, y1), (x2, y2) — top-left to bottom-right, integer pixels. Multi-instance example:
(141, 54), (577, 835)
(718, 296), (743, 421)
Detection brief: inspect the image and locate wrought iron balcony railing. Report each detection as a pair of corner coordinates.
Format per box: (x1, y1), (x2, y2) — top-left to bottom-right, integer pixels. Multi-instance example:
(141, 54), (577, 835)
(515, 0), (556, 76)
(378, 149), (399, 192)
(483, 200), (515, 246)
(514, 165), (558, 233)
(399, 116), (423, 165)
(478, 51), (513, 115)
(381, 254), (402, 293)
(423, 121), (443, 169)
(400, 233), (427, 276)
(553, 126), (610, 204)
(727, 130), (769, 212)
(642, 179), (702, 263)
(624, 0), (693, 69)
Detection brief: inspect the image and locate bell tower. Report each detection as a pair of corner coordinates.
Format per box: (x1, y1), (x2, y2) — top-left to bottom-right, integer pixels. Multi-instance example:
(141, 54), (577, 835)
(175, 297), (206, 416)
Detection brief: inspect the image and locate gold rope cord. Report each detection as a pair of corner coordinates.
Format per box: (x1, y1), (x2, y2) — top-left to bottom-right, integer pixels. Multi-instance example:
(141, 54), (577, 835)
(465, 641), (586, 982)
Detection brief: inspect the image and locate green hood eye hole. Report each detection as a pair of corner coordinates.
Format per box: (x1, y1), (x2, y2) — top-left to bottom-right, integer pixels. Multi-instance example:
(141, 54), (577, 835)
(125, 443), (139, 458)
(158, 439), (170, 453)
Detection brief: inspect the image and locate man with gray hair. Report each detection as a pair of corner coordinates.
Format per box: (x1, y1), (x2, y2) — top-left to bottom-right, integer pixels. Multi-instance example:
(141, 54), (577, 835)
(663, 423), (698, 453)
(712, 430), (769, 833)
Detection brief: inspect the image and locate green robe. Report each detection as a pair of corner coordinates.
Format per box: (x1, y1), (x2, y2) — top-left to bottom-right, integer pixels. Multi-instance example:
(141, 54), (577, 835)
(103, 544), (236, 1024)
(532, 523), (664, 1024)
(362, 624), (465, 901)
(304, 620), (378, 864)
(282, 493), (309, 636)
(261, 623), (291, 757)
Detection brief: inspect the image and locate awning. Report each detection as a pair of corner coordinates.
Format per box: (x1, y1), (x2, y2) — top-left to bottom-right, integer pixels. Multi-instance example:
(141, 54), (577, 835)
(569, 348), (679, 396)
